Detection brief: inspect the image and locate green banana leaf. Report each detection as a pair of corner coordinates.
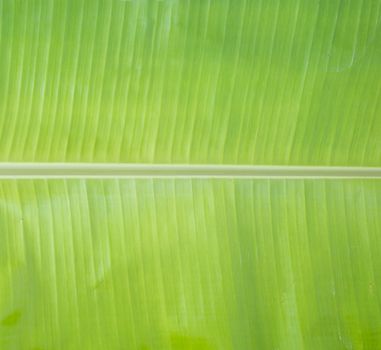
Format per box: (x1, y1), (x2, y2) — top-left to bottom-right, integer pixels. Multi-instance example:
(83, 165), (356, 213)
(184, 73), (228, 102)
(0, 0), (380, 165)
(1, 179), (380, 349)
(1, 0), (380, 349)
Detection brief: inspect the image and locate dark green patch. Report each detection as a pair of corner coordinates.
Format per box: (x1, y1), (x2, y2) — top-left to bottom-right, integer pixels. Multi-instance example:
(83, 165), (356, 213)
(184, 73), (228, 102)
(1, 310), (21, 326)
(170, 333), (214, 350)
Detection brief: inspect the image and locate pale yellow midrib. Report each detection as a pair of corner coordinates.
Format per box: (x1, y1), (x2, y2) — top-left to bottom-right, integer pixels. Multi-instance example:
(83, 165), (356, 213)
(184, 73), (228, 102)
(0, 163), (379, 178)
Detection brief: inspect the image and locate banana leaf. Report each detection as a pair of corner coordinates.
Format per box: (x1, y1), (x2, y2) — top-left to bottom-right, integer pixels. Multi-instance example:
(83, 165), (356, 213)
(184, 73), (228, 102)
(0, 0), (380, 349)
(0, 0), (380, 165)
(0, 179), (380, 349)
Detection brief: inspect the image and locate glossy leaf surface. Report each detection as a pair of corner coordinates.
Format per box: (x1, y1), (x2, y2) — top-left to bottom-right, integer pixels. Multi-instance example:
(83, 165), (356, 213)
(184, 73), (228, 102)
(0, 0), (380, 164)
(0, 179), (380, 349)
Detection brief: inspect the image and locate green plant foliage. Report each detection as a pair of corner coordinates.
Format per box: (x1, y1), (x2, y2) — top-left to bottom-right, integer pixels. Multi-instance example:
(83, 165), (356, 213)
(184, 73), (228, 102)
(0, 179), (380, 349)
(0, 0), (380, 164)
